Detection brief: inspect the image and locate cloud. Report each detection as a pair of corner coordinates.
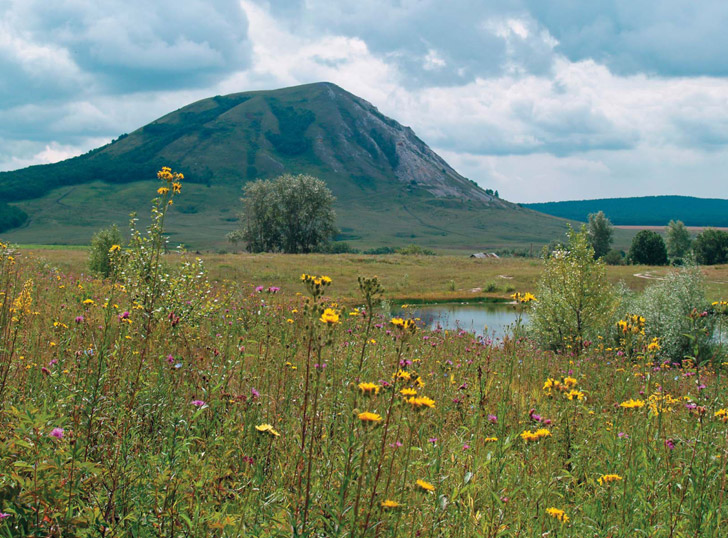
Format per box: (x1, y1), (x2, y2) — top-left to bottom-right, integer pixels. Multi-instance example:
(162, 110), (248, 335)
(525, 0), (728, 77)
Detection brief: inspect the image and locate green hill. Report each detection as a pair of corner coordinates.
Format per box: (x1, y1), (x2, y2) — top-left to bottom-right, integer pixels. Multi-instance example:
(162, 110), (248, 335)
(523, 196), (728, 227)
(0, 82), (573, 250)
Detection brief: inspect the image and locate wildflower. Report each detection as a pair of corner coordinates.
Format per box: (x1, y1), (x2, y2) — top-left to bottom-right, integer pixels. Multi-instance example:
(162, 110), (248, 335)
(393, 369), (411, 382)
(546, 507), (569, 523)
(520, 428), (551, 442)
(255, 423), (280, 437)
(400, 387), (417, 397)
(416, 479), (435, 492)
(715, 409), (728, 422)
(484, 436), (498, 442)
(109, 244), (121, 253)
(619, 398), (645, 409)
(511, 292), (536, 303)
(157, 187), (170, 195)
(598, 474), (623, 485)
(665, 438), (676, 450)
(428, 438), (438, 444)
(406, 396), (435, 409)
(320, 308), (340, 325)
(172, 182), (182, 193)
(50, 428), (64, 439)
(487, 414), (498, 424)
(251, 388), (260, 399)
(191, 400), (206, 407)
(358, 382), (381, 396)
(358, 411), (383, 423)
(0, 513), (9, 520)
(381, 499), (401, 509)
(647, 338), (660, 352)
(565, 389), (585, 401)
(75, 316), (84, 323)
(82, 299), (95, 306)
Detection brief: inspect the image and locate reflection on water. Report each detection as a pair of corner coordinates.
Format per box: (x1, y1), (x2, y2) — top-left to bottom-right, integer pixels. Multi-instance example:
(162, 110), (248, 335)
(393, 302), (529, 340)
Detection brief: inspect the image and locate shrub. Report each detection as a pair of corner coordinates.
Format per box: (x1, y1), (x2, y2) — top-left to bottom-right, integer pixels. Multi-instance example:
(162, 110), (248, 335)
(693, 228), (728, 265)
(618, 265), (714, 363)
(88, 224), (123, 277)
(396, 244), (436, 256)
(629, 230), (668, 265)
(603, 249), (625, 266)
(529, 227), (617, 352)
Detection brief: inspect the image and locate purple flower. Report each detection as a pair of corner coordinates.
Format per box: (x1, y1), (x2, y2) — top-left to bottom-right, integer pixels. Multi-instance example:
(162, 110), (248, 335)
(0, 513), (10, 520)
(191, 400), (206, 407)
(41, 367), (50, 376)
(255, 286), (264, 293)
(119, 311), (130, 320)
(698, 384), (707, 391)
(50, 428), (64, 439)
(428, 437), (438, 444)
(166, 354), (175, 364)
(618, 432), (629, 439)
(75, 315), (84, 323)
(487, 414), (498, 424)
(267, 286), (280, 293)
(463, 444), (470, 450)
(665, 438), (676, 450)
(251, 387), (260, 399)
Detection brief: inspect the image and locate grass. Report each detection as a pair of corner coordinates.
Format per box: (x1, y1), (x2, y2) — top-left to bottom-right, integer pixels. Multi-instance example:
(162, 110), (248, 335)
(2, 240), (728, 536)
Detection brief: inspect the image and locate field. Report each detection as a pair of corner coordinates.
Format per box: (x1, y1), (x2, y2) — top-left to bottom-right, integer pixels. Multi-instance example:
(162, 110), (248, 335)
(21, 247), (728, 303)
(2, 234), (728, 536)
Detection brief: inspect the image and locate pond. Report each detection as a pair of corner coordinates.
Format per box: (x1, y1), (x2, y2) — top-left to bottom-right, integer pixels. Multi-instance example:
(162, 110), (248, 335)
(393, 301), (529, 340)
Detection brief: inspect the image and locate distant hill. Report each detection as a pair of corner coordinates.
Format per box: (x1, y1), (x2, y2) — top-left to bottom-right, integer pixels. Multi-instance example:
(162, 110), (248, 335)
(523, 196), (728, 227)
(0, 82), (572, 249)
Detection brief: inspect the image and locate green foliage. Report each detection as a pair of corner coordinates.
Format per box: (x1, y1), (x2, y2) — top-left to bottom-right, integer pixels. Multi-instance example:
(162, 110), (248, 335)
(530, 227), (617, 351)
(230, 174), (338, 253)
(587, 210), (614, 258)
(88, 224), (123, 278)
(396, 244), (436, 256)
(629, 230), (668, 265)
(265, 98), (315, 155)
(619, 265), (714, 363)
(666, 220), (692, 261)
(603, 249), (626, 265)
(693, 228), (728, 265)
(0, 203), (28, 232)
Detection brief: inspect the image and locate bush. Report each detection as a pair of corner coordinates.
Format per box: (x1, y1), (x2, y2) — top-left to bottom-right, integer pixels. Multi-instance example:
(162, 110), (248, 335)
(529, 227), (617, 352)
(603, 249), (626, 265)
(629, 230), (668, 265)
(88, 224), (123, 277)
(693, 228), (728, 265)
(396, 244), (436, 256)
(618, 265), (714, 363)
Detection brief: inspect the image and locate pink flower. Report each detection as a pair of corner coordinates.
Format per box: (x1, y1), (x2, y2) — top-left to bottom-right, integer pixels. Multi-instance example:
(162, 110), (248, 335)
(487, 414), (498, 424)
(255, 286), (264, 293)
(191, 400), (206, 407)
(0, 513), (10, 520)
(50, 428), (64, 439)
(75, 315), (84, 323)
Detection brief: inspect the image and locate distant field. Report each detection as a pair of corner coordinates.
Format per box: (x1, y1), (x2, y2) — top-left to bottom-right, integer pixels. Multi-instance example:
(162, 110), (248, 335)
(22, 248), (728, 302)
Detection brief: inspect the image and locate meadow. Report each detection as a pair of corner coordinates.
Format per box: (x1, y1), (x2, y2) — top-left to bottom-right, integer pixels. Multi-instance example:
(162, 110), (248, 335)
(2, 176), (728, 537)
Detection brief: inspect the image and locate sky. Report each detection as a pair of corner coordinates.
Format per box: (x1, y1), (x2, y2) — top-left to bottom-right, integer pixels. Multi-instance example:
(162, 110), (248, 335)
(2, 0), (728, 203)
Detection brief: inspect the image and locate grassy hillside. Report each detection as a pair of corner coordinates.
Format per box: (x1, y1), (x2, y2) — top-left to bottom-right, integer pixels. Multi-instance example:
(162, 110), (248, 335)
(0, 82), (575, 250)
(523, 195), (728, 226)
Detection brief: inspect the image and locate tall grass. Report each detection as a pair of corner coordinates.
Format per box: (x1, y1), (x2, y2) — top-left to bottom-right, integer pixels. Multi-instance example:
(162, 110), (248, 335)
(1, 177), (728, 536)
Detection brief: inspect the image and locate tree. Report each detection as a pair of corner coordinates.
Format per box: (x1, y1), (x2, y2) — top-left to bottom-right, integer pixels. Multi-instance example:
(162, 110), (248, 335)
(88, 224), (123, 277)
(228, 173), (338, 253)
(665, 220), (691, 261)
(530, 227), (617, 352)
(587, 210), (614, 259)
(628, 230), (668, 265)
(693, 228), (728, 265)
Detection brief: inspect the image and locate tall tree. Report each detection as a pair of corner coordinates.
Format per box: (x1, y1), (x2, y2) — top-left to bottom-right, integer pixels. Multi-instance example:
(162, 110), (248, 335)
(587, 210), (614, 259)
(629, 230), (668, 265)
(228, 174), (338, 253)
(693, 228), (728, 265)
(665, 220), (691, 261)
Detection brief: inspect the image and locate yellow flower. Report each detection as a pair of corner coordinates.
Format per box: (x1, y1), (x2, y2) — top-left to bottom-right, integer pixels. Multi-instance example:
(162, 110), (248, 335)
(358, 411), (383, 423)
(255, 424), (280, 437)
(393, 370), (411, 382)
(406, 396), (435, 409)
(598, 474), (623, 485)
(715, 409), (728, 422)
(647, 337), (660, 352)
(619, 398), (645, 409)
(109, 244), (121, 253)
(157, 187), (170, 195)
(520, 428), (551, 442)
(381, 499), (400, 509)
(172, 182), (182, 193)
(565, 389), (585, 401)
(82, 299), (95, 305)
(400, 388), (417, 397)
(484, 436), (498, 442)
(391, 317), (405, 327)
(358, 382), (381, 396)
(320, 308), (340, 324)
(546, 507), (569, 523)
(416, 479), (435, 492)
(563, 376), (577, 388)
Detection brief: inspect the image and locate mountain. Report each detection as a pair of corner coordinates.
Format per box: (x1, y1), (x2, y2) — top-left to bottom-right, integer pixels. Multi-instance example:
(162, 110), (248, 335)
(523, 196), (728, 227)
(0, 82), (571, 249)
